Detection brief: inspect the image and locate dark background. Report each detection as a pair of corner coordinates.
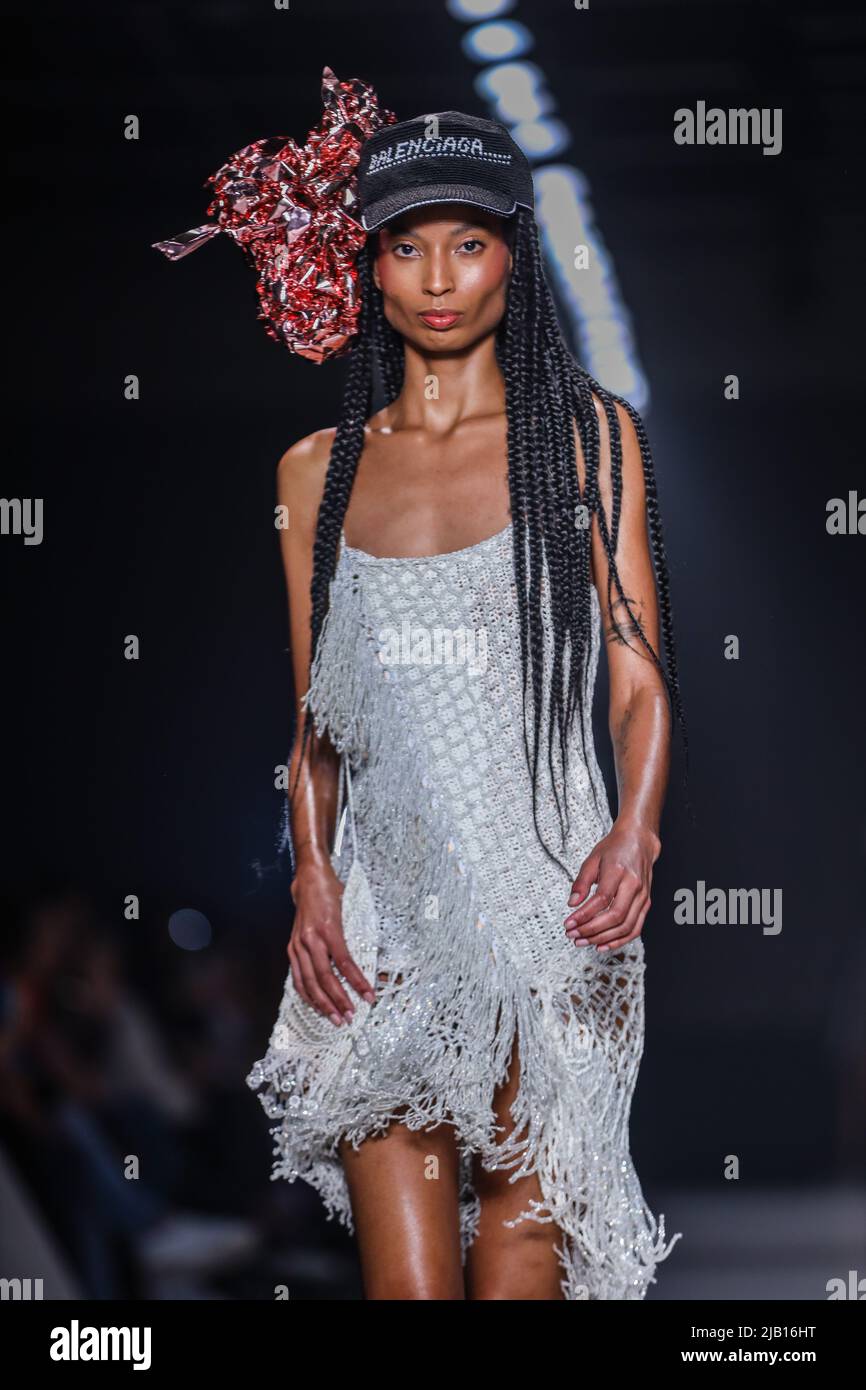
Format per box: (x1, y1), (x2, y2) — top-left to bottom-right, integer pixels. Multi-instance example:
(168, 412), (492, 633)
(1, 0), (864, 1299)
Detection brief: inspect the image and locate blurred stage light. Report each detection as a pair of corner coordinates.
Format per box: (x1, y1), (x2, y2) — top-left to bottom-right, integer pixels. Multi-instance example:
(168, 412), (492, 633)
(446, 0), (515, 20)
(168, 908), (213, 951)
(462, 20), (533, 63)
(475, 61), (551, 123)
(535, 165), (648, 407)
(448, 2), (650, 404)
(511, 117), (570, 159)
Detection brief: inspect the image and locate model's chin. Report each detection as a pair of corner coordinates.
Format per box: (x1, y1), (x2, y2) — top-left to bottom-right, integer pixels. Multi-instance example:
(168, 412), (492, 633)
(401, 321), (476, 351)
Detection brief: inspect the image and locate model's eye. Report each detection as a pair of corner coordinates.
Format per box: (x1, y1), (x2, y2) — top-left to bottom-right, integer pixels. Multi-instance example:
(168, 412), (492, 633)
(392, 241), (418, 257)
(459, 237), (485, 253)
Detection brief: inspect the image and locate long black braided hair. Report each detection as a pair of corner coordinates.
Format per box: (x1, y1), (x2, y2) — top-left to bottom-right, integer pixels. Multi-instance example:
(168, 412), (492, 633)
(289, 205), (688, 875)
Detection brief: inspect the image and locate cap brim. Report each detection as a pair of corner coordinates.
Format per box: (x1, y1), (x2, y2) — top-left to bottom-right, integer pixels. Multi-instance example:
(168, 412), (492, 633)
(360, 182), (519, 232)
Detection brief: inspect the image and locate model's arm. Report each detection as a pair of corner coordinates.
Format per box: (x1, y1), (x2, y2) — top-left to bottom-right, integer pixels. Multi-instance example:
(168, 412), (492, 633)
(564, 399), (671, 951)
(278, 431), (376, 1023)
(279, 431), (339, 874)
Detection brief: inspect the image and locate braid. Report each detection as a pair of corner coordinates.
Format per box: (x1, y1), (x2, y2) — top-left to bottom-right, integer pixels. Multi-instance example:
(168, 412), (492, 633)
(290, 207), (689, 867)
(290, 249), (376, 800)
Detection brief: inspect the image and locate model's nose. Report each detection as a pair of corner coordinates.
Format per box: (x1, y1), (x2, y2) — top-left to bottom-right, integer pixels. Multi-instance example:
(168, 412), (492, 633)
(422, 250), (453, 299)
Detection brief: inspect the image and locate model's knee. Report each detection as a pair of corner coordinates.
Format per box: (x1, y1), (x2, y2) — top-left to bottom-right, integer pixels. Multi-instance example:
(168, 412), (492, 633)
(467, 1220), (564, 1300)
(363, 1272), (465, 1300)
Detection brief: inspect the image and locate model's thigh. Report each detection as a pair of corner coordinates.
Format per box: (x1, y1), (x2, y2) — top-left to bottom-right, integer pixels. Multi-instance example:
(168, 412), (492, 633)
(339, 1109), (465, 1299)
(465, 1030), (566, 1300)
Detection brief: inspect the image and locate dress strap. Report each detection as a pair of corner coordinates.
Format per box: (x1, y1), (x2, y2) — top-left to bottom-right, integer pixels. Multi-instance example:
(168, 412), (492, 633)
(332, 748), (358, 860)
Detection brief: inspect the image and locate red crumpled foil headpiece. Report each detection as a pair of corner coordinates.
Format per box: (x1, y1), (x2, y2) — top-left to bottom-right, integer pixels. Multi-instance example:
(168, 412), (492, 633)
(152, 66), (397, 363)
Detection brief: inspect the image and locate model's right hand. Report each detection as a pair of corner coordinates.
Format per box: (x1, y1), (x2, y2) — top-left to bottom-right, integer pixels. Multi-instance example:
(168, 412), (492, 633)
(288, 863), (377, 1026)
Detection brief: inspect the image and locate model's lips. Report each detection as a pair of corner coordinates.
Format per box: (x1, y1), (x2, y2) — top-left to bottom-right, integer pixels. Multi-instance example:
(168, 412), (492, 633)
(418, 310), (463, 329)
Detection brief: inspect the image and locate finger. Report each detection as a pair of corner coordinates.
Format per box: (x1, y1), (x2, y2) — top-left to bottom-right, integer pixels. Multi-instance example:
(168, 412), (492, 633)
(599, 894), (652, 950)
(567, 849), (602, 907)
(565, 863), (624, 929)
(289, 924), (337, 1013)
(306, 936), (358, 1020)
(294, 943), (348, 1026)
(287, 944), (315, 1010)
(567, 873), (641, 940)
(328, 933), (377, 1005)
(593, 893), (650, 950)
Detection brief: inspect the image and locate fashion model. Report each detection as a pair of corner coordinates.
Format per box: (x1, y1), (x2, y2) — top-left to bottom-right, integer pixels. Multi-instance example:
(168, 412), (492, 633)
(156, 70), (687, 1301)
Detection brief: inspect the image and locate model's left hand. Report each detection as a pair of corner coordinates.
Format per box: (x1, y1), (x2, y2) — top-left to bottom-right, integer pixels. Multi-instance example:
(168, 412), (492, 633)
(563, 822), (661, 951)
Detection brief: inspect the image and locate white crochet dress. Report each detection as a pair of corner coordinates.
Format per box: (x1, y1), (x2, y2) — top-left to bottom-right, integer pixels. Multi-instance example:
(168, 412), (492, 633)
(246, 519), (682, 1299)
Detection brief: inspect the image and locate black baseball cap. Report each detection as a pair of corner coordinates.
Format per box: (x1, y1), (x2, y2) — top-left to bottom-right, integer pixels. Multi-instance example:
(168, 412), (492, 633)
(356, 111), (535, 232)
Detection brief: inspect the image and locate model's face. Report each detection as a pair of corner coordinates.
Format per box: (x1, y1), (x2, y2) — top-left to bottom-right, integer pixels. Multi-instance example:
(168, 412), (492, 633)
(372, 203), (512, 351)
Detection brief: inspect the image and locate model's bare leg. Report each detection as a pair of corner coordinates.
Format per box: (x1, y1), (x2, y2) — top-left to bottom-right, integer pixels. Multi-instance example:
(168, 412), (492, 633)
(339, 972), (464, 1300)
(465, 1029), (566, 1299)
(339, 1109), (465, 1299)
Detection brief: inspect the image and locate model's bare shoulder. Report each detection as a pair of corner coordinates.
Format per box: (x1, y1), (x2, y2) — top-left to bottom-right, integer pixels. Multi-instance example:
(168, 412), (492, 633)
(276, 425), (337, 488)
(588, 389), (630, 440)
(573, 393), (643, 497)
(276, 426), (338, 532)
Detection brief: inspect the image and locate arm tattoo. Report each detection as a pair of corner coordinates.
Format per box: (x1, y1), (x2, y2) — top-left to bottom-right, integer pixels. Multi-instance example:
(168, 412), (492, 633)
(614, 704), (634, 763)
(605, 593), (645, 647)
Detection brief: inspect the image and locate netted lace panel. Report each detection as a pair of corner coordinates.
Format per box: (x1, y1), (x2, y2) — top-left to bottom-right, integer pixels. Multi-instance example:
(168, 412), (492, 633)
(247, 521), (682, 1299)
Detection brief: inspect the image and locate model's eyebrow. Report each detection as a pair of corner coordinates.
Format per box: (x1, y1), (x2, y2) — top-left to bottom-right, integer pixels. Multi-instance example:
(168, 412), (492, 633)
(389, 221), (486, 239)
